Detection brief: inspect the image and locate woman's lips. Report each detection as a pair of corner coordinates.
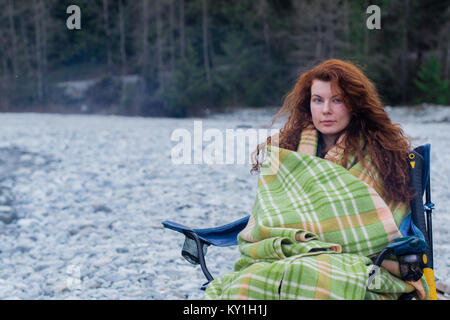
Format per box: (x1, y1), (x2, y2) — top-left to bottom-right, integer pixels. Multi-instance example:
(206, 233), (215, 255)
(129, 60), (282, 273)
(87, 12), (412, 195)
(321, 120), (336, 126)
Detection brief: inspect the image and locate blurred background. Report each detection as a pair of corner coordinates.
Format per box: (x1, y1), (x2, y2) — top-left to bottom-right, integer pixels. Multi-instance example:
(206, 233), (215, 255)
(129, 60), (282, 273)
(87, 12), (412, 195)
(0, 0), (449, 117)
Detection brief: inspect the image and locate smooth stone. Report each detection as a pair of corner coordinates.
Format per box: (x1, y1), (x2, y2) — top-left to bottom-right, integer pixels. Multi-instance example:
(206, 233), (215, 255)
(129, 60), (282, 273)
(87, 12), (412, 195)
(93, 204), (112, 213)
(0, 188), (14, 205)
(0, 206), (17, 224)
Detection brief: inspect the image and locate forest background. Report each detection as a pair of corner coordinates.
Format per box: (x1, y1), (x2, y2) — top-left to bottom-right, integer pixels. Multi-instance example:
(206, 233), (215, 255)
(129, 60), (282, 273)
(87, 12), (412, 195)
(0, 0), (449, 117)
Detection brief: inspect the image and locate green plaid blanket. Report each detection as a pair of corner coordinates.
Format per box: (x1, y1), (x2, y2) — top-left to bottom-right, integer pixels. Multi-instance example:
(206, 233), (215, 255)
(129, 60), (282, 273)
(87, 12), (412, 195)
(203, 129), (429, 300)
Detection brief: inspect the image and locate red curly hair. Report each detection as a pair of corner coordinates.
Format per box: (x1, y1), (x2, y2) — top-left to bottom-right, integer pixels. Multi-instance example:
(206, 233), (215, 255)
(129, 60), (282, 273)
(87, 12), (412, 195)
(252, 59), (414, 204)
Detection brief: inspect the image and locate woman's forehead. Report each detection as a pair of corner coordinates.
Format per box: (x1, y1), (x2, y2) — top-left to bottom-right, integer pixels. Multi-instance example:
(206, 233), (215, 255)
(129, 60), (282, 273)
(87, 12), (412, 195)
(311, 79), (343, 96)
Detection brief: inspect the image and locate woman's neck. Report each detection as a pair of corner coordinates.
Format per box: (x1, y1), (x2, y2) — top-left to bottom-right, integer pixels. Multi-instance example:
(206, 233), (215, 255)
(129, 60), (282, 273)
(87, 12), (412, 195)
(322, 133), (339, 151)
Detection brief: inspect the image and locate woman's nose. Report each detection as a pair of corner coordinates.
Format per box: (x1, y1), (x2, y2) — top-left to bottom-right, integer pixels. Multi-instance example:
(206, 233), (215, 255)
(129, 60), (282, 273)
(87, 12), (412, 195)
(322, 100), (332, 114)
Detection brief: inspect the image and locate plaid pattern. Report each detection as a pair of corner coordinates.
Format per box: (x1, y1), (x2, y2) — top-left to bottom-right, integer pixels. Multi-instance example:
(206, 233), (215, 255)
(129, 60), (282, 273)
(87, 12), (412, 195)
(203, 128), (428, 300)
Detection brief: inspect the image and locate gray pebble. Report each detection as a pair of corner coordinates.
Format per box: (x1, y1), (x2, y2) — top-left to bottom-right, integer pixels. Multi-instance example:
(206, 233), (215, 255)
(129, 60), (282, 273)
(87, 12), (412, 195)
(0, 206), (17, 224)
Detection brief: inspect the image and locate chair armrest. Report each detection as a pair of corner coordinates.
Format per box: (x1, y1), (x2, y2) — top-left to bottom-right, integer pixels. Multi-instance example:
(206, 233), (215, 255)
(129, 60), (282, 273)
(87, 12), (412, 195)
(162, 215), (250, 247)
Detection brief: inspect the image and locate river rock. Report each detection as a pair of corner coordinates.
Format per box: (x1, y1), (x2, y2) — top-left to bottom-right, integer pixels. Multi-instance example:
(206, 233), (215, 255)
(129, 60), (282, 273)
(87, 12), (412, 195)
(0, 187), (14, 205)
(0, 206), (17, 224)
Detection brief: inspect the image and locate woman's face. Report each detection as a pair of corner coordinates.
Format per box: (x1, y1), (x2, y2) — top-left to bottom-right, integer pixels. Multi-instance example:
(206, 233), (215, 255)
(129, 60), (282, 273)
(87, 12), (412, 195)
(310, 79), (351, 143)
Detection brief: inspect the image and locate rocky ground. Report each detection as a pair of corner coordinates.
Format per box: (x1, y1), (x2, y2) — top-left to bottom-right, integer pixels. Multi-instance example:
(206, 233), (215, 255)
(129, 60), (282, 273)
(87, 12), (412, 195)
(0, 105), (449, 299)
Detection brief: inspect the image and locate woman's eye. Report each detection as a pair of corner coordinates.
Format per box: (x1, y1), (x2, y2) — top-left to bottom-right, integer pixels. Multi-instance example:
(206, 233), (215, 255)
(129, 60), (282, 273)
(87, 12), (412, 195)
(333, 98), (342, 103)
(313, 98), (322, 103)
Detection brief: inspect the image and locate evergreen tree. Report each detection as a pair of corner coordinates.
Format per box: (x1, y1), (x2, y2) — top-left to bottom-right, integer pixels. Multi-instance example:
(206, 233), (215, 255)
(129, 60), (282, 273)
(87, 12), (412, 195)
(414, 55), (450, 105)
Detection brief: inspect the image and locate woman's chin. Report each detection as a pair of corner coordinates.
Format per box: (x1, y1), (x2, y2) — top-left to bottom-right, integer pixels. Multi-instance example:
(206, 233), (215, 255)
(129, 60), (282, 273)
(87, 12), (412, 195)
(317, 126), (342, 135)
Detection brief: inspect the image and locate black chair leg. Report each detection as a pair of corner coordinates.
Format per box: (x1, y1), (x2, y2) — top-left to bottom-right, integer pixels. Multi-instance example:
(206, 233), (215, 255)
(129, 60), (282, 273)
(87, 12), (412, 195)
(185, 231), (214, 283)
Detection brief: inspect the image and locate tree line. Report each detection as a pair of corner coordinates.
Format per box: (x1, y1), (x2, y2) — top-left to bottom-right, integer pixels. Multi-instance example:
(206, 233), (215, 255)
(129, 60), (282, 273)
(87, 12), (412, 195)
(0, 0), (449, 117)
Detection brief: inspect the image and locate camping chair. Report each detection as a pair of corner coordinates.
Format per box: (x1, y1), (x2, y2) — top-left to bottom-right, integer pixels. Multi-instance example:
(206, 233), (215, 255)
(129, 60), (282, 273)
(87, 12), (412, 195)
(162, 144), (437, 299)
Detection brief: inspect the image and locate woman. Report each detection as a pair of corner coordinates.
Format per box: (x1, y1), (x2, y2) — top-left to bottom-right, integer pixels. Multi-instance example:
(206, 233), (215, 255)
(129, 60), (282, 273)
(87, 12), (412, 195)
(203, 59), (430, 300)
(252, 59), (414, 208)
